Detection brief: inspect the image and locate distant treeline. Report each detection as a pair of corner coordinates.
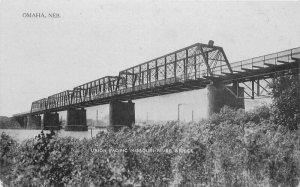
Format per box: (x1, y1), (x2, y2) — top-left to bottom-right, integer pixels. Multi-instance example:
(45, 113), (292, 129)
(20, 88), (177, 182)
(0, 116), (21, 129)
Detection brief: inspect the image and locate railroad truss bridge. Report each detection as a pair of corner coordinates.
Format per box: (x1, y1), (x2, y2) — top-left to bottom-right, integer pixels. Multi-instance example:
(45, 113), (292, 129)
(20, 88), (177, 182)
(14, 41), (300, 131)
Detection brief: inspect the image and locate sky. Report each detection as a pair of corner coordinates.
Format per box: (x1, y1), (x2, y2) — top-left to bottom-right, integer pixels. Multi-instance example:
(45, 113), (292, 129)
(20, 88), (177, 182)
(0, 0), (299, 121)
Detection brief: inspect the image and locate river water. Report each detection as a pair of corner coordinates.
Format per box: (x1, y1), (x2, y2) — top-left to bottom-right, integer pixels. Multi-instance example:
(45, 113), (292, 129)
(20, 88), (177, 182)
(0, 128), (106, 143)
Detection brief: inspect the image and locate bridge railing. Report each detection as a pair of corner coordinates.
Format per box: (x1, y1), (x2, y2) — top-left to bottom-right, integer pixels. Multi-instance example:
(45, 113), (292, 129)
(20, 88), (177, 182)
(211, 47), (300, 76)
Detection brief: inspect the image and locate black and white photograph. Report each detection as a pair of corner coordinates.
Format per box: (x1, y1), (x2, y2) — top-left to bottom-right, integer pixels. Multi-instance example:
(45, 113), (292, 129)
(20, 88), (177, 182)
(0, 0), (299, 186)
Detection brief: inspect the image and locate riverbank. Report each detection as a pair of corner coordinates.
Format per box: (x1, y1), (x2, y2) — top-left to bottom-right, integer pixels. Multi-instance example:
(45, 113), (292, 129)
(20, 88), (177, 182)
(0, 128), (105, 143)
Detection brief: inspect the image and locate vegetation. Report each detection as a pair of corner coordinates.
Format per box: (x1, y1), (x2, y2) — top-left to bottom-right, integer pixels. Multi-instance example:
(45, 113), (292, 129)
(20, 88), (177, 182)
(269, 73), (300, 131)
(0, 116), (22, 129)
(0, 74), (299, 186)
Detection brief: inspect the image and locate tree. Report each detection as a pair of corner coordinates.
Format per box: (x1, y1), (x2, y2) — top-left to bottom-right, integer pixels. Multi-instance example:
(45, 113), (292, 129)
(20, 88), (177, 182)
(270, 73), (300, 130)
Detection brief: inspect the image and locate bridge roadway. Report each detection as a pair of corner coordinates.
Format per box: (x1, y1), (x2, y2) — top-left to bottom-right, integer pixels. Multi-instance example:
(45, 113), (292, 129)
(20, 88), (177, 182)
(13, 42), (300, 131)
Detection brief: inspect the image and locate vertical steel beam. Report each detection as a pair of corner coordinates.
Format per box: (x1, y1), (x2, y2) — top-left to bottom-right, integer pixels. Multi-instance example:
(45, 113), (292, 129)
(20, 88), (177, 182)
(111, 78), (114, 91)
(252, 80), (255, 99)
(69, 91), (71, 105)
(70, 91), (72, 105)
(164, 57), (167, 79)
(98, 79), (101, 92)
(198, 45), (213, 76)
(57, 94), (59, 107)
(103, 79), (106, 92)
(147, 63), (150, 84)
(125, 71), (128, 88)
(67, 91), (70, 105)
(79, 87), (82, 103)
(139, 65), (142, 85)
(115, 77), (119, 90)
(257, 79), (260, 96)
(174, 54), (177, 79)
(89, 82), (92, 100)
(132, 68), (135, 87)
(70, 91), (74, 104)
(83, 86), (86, 101)
(112, 78), (116, 90)
(194, 56), (197, 79)
(184, 49), (188, 80)
(55, 95), (58, 108)
(62, 93), (64, 106)
(155, 60), (158, 81)
(60, 93), (62, 107)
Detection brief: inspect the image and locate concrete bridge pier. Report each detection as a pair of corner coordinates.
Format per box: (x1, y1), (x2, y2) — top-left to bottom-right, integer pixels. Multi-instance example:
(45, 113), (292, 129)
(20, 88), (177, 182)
(43, 112), (60, 130)
(26, 115), (41, 129)
(207, 83), (245, 116)
(65, 108), (88, 131)
(109, 100), (135, 132)
(14, 116), (28, 128)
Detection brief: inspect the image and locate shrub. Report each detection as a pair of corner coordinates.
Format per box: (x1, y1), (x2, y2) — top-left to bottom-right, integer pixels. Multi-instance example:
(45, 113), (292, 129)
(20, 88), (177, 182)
(10, 131), (79, 186)
(0, 132), (18, 185)
(0, 132), (18, 162)
(270, 74), (300, 130)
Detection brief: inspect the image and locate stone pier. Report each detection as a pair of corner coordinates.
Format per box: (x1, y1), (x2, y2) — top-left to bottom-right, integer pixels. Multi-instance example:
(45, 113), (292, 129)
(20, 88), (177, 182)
(207, 83), (245, 116)
(26, 115), (41, 129)
(14, 116), (27, 128)
(65, 108), (88, 131)
(43, 112), (60, 130)
(109, 100), (135, 131)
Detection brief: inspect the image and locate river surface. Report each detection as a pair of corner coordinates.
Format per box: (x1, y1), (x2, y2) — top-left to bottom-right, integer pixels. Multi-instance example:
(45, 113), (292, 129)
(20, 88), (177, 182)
(0, 128), (106, 143)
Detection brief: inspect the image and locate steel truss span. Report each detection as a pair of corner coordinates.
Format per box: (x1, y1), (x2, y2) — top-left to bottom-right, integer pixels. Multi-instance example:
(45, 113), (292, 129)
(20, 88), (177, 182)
(14, 42), (300, 116)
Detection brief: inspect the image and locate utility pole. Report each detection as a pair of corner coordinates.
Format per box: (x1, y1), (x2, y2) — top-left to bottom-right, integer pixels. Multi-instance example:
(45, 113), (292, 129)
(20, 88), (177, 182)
(146, 112), (148, 122)
(96, 110), (98, 126)
(192, 110), (194, 122)
(178, 104), (180, 121)
(91, 122), (93, 138)
(178, 104), (183, 121)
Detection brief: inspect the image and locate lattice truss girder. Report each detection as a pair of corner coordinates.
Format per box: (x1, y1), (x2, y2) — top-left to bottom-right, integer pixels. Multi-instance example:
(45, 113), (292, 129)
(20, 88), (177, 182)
(117, 43), (230, 89)
(47, 90), (74, 109)
(72, 76), (118, 104)
(31, 76), (119, 111)
(31, 98), (48, 112)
